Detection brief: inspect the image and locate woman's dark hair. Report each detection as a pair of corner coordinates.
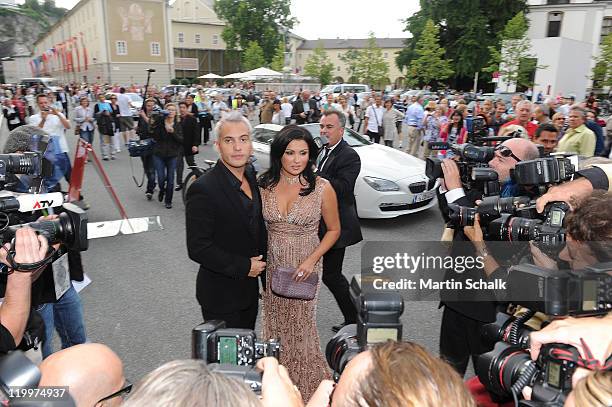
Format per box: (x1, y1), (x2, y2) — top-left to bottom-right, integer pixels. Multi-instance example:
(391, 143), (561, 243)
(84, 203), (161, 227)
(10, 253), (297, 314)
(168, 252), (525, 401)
(258, 125), (319, 196)
(450, 111), (463, 128)
(273, 99), (281, 106)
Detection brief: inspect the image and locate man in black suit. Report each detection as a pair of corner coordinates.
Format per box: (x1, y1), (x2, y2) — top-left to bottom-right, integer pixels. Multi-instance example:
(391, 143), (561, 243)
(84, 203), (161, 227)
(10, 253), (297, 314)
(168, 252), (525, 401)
(176, 101), (200, 190)
(185, 111), (267, 329)
(292, 90), (321, 125)
(317, 109), (363, 332)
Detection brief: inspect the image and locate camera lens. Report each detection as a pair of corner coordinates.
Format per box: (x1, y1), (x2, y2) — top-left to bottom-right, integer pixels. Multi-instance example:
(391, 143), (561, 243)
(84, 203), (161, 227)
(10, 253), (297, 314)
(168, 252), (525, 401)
(482, 312), (534, 349)
(325, 325), (361, 378)
(447, 204), (476, 227)
(487, 215), (540, 242)
(476, 342), (536, 397)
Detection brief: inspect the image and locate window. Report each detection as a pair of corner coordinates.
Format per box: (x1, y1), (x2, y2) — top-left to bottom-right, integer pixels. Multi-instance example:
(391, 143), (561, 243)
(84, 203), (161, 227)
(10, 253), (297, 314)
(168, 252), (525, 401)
(195, 34), (201, 44)
(384, 52), (388, 58)
(337, 66), (341, 71)
(547, 12), (563, 37)
(116, 41), (127, 55)
(178, 32), (184, 43)
(602, 18), (612, 44)
(150, 42), (161, 56)
(546, 0), (568, 4)
(212, 34), (219, 45)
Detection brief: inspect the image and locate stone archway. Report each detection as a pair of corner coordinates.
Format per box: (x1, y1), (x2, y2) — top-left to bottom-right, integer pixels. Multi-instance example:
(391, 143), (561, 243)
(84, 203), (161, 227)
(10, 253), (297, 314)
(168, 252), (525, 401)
(333, 76), (344, 83)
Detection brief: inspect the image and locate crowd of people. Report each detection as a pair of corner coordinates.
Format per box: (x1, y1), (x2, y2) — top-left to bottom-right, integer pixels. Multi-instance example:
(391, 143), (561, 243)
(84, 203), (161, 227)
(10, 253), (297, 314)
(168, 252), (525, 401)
(0, 79), (610, 407)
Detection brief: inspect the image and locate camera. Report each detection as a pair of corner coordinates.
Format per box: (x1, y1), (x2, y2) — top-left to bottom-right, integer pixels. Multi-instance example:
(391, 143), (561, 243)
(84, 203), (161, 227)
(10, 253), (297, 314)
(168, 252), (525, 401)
(476, 341), (580, 406)
(0, 152), (53, 185)
(426, 143), (500, 196)
(446, 197), (569, 244)
(207, 364), (263, 394)
(191, 320), (280, 366)
(512, 156), (574, 187)
(325, 276), (404, 380)
(145, 68), (156, 73)
(507, 263), (612, 316)
(1, 203), (88, 252)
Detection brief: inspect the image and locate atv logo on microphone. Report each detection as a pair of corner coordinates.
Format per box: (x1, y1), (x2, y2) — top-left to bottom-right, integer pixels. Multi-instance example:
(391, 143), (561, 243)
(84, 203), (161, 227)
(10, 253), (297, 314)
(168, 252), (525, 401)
(33, 200), (54, 209)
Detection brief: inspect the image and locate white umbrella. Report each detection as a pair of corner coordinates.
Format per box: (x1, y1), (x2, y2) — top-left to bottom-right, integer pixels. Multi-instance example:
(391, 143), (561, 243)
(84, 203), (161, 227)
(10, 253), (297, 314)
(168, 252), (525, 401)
(198, 73), (222, 79)
(224, 72), (245, 79)
(241, 67), (283, 77)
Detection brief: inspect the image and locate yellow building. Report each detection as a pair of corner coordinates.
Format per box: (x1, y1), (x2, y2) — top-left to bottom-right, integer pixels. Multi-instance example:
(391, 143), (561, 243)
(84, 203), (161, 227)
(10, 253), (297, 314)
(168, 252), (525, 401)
(293, 38), (407, 88)
(32, 0), (174, 86)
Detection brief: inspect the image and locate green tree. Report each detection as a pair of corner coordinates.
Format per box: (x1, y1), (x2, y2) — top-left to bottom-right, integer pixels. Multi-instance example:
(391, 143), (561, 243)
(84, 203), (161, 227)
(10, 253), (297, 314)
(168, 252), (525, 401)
(396, 0), (527, 88)
(214, 0), (296, 63)
(592, 33), (612, 88)
(339, 48), (361, 81)
(353, 33), (389, 89)
(269, 41), (286, 72)
(241, 41), (266, 71)
(485, 11), (542, 91)
(303, 42), (334, 85)
(407, 20), (453, 87)
(170, 78), (179, 85)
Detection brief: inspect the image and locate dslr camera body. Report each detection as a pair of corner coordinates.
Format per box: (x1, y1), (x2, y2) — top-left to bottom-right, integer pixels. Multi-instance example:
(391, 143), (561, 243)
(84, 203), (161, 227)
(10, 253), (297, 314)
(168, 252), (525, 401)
(192, 320), (280, 366)
(191, 320), (280, 394)
(476, 262), (611, 406)
(325, 276), (404, 380)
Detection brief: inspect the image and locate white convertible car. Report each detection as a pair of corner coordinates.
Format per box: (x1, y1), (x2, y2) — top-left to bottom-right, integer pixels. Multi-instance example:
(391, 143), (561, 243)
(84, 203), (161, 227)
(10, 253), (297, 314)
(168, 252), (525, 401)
(251, 123), (438, 219)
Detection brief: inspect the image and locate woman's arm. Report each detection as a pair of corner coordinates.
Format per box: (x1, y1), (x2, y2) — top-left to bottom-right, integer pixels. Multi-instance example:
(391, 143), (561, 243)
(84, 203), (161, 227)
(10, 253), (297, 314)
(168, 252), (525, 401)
(294, 180), (340, 281)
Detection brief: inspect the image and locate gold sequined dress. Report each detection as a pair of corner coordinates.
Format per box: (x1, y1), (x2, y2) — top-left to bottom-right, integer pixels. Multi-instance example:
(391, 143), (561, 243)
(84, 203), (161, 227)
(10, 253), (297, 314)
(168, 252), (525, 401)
(260, 178), (330, 401)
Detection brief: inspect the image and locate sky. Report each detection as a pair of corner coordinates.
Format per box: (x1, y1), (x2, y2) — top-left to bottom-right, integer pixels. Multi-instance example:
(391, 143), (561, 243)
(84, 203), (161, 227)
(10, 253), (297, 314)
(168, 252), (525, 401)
(21, 0), (418, 39)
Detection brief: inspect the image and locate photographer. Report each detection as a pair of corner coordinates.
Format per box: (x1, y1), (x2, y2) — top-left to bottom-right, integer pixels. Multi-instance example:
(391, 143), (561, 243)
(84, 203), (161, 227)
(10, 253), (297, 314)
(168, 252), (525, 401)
(307, 341), (476, 407)
(533, 123), (559, 155)
(2, 125), (87, 358)
(137, 98), (160, 200)
(438, 137), (540, 376)
(0, 228), (48, 353)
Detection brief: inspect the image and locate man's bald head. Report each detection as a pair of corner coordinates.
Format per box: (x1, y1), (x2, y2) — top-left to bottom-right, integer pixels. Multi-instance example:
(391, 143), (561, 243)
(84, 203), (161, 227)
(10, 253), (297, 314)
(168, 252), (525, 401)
(39, 343), (125, 406)
(489, 138), (539, 182)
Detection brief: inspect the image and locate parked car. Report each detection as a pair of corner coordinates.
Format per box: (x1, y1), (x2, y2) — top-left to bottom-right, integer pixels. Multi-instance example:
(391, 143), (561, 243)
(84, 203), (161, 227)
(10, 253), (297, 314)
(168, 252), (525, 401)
(161, 85), (188, 96)
(106, 92), (143, 119)
(251, 123), (438, 219)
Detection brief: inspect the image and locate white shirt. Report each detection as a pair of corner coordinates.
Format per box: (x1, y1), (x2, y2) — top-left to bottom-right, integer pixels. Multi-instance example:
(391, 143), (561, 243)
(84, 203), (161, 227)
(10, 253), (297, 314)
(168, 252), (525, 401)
(281, 102), (293, 119)
(116, 93), (132, 117)
(365, 105), (384, 133)
(28, 113), (69, 153)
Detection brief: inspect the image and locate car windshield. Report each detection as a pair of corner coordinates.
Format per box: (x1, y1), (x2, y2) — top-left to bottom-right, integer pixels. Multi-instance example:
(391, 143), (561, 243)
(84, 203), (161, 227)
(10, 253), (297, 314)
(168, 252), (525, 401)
(129, 94), (143, 102)
(301, 124), (371, 147)
(253, 124), (372, 148)
(321, 85), (335, 93)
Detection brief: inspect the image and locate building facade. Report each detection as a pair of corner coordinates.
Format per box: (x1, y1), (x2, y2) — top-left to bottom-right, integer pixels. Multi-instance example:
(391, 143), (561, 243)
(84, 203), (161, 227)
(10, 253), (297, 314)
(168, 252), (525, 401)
(500, 0), (612, 99)
(292, 38), (407, 88)
(170, 0), (240, 79)
(32, 0), (174, 86)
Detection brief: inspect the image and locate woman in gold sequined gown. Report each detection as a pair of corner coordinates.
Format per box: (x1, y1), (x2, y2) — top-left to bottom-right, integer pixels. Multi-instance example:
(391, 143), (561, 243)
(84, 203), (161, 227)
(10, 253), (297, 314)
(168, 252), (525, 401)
(258, 125), (340, 401)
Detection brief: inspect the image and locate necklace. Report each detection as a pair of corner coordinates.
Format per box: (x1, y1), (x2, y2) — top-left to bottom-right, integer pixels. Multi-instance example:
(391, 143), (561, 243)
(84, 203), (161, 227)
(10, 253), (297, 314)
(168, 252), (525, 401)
(281, 173), (301, 185)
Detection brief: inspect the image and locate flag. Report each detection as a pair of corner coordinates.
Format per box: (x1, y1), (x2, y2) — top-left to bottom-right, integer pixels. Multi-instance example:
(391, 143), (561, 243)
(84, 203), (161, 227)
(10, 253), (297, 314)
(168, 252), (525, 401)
(80, 32), (88, 71)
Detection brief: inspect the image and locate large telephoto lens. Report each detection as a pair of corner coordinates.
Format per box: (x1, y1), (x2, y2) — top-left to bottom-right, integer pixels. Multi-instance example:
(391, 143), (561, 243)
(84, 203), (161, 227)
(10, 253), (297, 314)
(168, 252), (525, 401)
(476, 342), (536, 398)
(448, 204), (476, 227)
(487, 215), (540, 242)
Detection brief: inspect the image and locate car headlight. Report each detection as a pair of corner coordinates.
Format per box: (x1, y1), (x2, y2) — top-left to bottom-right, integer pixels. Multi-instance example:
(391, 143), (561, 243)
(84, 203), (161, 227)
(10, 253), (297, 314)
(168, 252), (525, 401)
(363, 176), (400, 192)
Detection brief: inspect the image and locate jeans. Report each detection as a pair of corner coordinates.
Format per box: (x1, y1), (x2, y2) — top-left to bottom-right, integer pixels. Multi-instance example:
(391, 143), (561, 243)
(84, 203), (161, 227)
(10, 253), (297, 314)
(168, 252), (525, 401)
(45, 152), (72, 191)
(35, 284), (87, 359)
(141, 154), (157, 194)
(153, 154), (177, 204)
(80, 129), (94, 144)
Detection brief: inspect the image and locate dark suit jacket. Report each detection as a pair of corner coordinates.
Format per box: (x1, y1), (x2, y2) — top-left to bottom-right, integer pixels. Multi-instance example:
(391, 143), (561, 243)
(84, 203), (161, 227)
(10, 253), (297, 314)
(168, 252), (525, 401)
(318, 140), (363, 248)
(186, 162), (267, 313)
(291, 98), (321, 124)
(180, 115), (200, 155)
